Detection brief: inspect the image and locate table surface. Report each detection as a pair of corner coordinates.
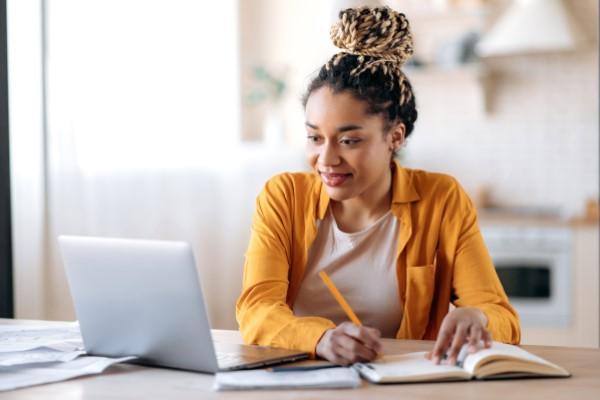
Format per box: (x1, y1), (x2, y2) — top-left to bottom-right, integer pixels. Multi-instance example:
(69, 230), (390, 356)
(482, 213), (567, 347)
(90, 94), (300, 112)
(2, 319), (599, 399)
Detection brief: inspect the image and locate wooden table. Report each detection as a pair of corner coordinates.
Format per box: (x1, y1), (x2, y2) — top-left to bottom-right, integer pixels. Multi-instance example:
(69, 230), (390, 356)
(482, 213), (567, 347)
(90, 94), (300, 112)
(2, 319), (599, 399)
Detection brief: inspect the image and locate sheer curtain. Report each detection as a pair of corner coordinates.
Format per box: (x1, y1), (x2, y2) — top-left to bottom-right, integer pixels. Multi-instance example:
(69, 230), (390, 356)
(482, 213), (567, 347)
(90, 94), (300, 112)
(40, 0), (306, 328)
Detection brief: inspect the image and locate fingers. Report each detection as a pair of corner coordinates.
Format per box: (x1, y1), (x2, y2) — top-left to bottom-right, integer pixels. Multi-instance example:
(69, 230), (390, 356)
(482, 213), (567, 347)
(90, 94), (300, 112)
(338, 322), (383, 354)
(446, 324), (468, 365)
(429, 308), (495, 365)
(335, 334), (378, 363)
(316, 323), (382, 365)
(482, 329), (493, 347)
(430, 327), (453, 364)
(468, 326), (483, 353)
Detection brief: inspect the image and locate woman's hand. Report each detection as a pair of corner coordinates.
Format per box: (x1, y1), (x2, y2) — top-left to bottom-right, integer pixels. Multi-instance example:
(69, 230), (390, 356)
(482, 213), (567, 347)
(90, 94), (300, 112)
(425, 307), (492, 365)
(316, 322), (382, 365)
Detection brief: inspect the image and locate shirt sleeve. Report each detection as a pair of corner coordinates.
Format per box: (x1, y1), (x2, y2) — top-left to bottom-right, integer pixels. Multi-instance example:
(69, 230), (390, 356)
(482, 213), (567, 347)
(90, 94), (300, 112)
(235, 176), (336, 356)
(443, 180), (521, 344)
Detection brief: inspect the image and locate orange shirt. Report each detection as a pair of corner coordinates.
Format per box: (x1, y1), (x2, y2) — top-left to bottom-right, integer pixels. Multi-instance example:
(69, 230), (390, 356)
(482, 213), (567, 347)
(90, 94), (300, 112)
(236, 161), (520, 355)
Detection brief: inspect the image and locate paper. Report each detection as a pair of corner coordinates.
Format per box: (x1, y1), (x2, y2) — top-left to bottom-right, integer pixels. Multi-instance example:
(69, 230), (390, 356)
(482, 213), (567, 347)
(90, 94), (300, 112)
(356, 351), (469, 383)
(0, 323), (136, 391)
(0, 355), (135, 391)
(461, 341), (566, 375)
(0, 349), (86, 367)
(0, 324), (83, 353)
(0, 324), (86, 368)
(214, 367), (361, 391)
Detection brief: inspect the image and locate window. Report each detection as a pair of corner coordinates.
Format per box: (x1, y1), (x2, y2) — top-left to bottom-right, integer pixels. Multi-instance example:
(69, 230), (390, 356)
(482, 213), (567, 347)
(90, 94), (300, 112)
(46, 0), (240, 175)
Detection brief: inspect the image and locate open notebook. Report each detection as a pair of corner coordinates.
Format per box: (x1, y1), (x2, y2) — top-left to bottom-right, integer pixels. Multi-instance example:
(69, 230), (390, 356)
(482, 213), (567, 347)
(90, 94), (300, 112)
(354, 342), (570, 383)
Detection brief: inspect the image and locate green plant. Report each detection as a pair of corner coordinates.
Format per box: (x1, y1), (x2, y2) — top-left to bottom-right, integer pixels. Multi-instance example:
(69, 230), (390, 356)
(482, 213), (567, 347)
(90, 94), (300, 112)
(246, 66), (287, 106)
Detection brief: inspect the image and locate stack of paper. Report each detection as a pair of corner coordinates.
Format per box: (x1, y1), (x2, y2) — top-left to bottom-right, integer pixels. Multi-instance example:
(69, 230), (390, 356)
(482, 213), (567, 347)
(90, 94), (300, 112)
(0, 323), (85, 368)
(214, 367), (362, 391)
(0, 356), (135, 391)
(0, 323), (134, 392)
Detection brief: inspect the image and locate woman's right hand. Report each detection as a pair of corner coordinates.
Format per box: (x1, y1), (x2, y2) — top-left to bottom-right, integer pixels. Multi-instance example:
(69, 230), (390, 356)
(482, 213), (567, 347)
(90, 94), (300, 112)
(315, 322), (383, 365)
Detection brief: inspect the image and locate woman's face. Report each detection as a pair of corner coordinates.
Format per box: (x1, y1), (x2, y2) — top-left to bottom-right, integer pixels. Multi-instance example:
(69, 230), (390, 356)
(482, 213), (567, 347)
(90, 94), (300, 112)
(304, 86), (402, 202)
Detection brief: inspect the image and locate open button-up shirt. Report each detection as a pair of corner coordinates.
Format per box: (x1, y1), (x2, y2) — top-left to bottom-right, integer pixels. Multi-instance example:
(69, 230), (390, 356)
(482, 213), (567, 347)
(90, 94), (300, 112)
(236, 161), (521, 355)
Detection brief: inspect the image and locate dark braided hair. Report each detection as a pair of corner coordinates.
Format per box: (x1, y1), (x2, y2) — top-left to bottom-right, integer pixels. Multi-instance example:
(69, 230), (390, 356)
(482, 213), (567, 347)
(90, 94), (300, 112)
(303, 6), (418, 137)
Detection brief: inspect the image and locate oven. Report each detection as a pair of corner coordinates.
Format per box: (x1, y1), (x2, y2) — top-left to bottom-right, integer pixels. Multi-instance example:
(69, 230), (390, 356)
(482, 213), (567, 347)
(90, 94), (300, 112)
(480, 225), (572, 328)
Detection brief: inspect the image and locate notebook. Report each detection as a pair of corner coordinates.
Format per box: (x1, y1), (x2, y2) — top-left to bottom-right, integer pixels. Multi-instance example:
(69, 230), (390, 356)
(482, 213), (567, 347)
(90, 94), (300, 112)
(58, 235), (308, 373)
(354, 342), (571, 383)
(214, 367), (361, 390)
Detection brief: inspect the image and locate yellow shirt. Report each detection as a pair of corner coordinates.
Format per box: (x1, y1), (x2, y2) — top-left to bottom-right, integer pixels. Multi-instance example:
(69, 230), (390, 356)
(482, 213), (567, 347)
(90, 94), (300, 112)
(236, 161), (521, 355)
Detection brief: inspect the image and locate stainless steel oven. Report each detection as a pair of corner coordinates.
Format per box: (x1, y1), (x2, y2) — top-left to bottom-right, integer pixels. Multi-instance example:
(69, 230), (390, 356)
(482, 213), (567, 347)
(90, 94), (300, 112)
(480, 225), (572, 327)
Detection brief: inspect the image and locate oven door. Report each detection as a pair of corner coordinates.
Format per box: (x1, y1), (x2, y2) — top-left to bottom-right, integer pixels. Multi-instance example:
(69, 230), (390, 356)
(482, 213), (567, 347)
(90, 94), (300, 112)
(482, 226), (572, 328)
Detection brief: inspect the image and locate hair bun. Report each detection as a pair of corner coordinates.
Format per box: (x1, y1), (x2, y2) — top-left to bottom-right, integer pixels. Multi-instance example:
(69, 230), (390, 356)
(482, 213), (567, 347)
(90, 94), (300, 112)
(330, 6), (413, 66)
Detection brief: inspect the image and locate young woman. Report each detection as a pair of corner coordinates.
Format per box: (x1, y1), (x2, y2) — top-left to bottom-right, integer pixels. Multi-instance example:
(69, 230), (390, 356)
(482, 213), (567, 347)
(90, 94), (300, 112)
(236, 6), (520, 366)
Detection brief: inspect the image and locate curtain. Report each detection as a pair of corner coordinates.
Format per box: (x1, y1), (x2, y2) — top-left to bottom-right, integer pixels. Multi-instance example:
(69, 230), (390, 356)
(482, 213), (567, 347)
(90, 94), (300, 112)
(41, 0), (306, 328)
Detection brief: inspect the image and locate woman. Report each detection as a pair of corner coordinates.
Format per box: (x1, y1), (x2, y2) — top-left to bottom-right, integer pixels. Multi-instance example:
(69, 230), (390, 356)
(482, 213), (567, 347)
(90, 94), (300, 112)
(236, 6), (520, 366)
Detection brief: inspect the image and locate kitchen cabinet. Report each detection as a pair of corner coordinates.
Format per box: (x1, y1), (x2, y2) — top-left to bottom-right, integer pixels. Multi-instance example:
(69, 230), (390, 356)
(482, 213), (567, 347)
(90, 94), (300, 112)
(480, 215), (599, 348)
(520, 224), (599, 348)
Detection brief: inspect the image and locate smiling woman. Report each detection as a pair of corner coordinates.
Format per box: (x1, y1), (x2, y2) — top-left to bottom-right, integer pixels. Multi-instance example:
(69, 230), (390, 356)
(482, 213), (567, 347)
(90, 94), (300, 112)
(236, 6), (520, 367)
(303, 88), (402, 233)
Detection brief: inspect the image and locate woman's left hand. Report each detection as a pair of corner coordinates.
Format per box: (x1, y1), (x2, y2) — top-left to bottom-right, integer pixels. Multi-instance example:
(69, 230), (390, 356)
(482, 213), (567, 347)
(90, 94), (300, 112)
(425, 307), (492, 365)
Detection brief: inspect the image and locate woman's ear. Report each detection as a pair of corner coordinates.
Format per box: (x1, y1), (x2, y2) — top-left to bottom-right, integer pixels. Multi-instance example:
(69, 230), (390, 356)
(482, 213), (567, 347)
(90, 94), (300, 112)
(389, 123), (406, 152)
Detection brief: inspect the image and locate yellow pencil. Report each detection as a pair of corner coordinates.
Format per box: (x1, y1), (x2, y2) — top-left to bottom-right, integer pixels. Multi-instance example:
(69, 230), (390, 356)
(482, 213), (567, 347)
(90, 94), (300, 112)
(318, 271), (362, 326)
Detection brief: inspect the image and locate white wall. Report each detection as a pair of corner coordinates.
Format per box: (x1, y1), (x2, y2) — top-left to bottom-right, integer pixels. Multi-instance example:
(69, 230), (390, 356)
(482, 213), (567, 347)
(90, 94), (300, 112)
(404, 49), (598, 217)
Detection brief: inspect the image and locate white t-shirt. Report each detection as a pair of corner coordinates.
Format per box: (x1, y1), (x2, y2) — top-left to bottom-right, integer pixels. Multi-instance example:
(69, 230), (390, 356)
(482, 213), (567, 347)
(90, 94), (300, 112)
(293, 207), (403, 338)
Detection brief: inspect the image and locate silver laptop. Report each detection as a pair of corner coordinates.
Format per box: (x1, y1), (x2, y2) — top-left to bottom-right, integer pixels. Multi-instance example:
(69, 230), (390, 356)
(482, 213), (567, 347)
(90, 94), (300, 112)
(58, 235), (308, 373)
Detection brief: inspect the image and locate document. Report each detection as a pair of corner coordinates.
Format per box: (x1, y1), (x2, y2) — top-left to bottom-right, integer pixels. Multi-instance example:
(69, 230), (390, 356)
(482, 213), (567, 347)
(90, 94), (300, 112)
(0, 322), (135, 391)
(0, 348), (85, 367)
(0, 323), (86, 368)
(0, 323), (83, 353)
(0, 355), (135, 391)
(214, 367), (361, 390)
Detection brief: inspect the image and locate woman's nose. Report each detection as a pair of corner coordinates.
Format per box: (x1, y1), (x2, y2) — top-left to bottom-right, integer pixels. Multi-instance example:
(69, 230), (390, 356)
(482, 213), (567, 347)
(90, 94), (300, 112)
(319, 142), (341, 166)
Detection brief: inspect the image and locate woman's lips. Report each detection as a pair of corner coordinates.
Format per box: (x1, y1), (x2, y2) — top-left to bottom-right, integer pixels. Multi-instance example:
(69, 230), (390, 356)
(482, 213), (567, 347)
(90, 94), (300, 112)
(320, 172), (352, 187)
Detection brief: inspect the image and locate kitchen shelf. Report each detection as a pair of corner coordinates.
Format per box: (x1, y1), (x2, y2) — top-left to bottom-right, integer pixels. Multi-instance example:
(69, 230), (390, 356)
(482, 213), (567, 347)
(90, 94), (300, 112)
(404, 62), (485, 80)
(403, 62), (493, 113)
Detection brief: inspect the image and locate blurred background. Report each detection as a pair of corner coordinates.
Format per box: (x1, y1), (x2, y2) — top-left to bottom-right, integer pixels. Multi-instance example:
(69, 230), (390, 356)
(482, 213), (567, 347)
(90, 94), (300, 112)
(4, 0), (599, 347)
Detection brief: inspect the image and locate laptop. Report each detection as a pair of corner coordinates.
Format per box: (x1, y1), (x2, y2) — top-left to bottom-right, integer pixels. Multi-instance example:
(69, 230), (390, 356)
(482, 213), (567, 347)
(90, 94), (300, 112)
(58, 235), (309, 373)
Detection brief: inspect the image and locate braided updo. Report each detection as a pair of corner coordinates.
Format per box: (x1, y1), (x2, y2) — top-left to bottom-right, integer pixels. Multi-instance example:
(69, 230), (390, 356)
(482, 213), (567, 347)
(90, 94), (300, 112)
(303, 6), (418, 137)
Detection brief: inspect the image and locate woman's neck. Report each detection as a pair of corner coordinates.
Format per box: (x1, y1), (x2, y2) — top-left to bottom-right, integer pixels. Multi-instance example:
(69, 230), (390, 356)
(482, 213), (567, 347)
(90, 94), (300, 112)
(331, 167), (393, 233)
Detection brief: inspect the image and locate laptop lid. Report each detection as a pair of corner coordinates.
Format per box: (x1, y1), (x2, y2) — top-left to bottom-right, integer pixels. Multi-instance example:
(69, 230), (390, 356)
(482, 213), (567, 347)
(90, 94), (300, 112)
(58, 235), (308, 373)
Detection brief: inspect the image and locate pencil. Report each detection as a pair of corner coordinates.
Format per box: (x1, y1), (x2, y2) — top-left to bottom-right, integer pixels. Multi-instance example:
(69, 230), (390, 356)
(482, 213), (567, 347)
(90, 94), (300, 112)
(318, 271), (362, 326)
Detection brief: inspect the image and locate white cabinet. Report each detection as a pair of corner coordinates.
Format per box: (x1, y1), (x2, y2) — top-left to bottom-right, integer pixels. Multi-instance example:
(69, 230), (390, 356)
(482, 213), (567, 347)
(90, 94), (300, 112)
(520, 225), (599, 348)
(480, 217), (599, 348)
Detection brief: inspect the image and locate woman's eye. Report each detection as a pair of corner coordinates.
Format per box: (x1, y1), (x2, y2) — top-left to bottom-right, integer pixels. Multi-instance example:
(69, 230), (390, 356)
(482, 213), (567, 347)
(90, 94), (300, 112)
(306, 135), (321, 143)
(340, 138), (361, 145)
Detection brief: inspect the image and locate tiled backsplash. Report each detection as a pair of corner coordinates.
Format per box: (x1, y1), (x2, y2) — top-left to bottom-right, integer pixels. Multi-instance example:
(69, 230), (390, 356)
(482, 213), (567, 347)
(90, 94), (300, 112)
(403, 49), (598, 217)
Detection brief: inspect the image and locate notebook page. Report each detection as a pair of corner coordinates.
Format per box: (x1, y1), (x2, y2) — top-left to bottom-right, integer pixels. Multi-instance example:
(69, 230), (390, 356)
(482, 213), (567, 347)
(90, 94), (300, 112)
(462, 342), (563, 375)
(356, 352), (470, 383)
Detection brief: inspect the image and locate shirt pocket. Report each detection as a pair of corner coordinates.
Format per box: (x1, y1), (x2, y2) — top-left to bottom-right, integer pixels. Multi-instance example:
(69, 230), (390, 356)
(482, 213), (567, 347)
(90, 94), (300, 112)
(404, 263), (436, 339)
